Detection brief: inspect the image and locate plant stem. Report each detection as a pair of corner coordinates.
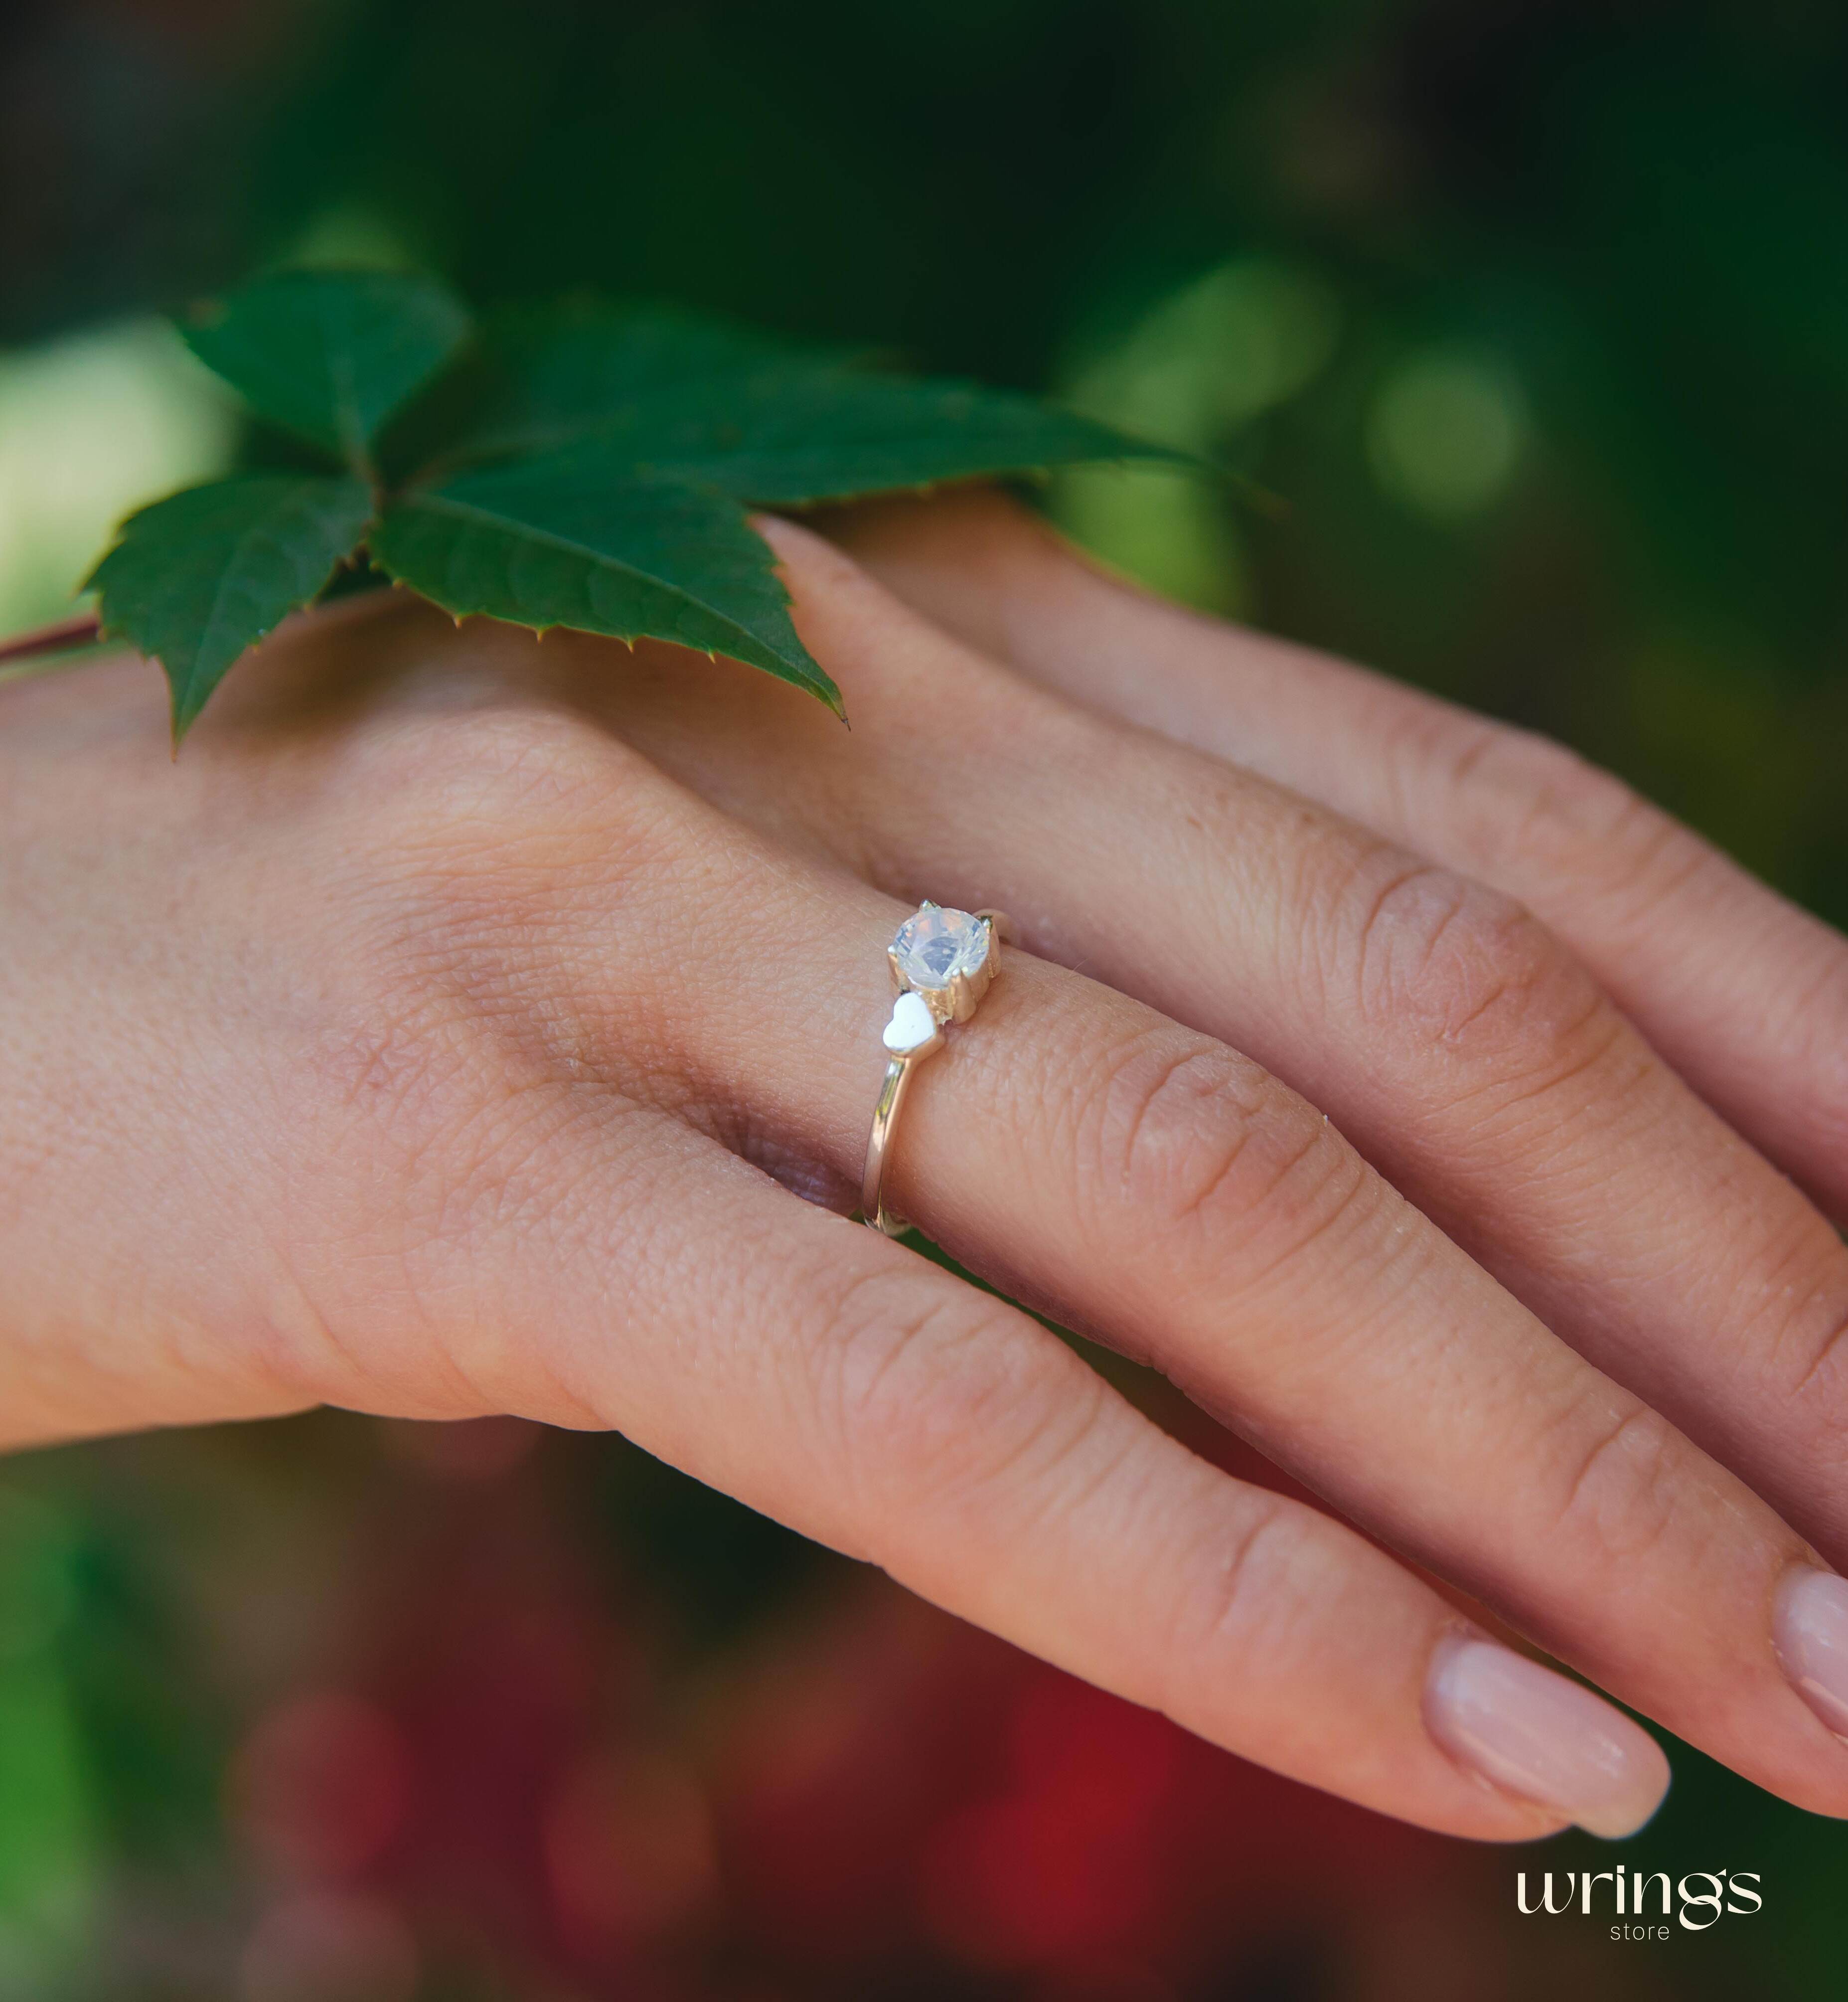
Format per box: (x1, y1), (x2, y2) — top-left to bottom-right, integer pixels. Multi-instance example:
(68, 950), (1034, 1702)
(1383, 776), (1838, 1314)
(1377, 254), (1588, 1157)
(0, 613), (103, 667)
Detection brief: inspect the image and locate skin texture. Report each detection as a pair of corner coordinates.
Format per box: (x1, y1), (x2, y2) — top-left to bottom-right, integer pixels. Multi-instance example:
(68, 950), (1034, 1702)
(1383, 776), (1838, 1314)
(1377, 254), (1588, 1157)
(4, 498), (1848, 1843)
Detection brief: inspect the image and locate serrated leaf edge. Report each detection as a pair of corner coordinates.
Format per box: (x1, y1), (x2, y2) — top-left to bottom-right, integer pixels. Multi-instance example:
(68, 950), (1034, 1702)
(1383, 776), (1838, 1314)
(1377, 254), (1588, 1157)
(87, 480), (376, 746)
(375, 489), (844, 715)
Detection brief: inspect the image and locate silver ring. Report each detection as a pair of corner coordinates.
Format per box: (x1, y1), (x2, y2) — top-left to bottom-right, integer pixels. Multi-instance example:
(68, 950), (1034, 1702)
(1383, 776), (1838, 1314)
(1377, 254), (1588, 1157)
(860, 901), (1010, 1236)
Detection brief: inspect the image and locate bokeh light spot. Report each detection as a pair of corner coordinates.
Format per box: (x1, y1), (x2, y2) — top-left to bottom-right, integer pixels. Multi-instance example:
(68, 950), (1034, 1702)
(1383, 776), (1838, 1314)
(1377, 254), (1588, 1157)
(238, 1890), (418, 2002)
(0, 321), (235, 637)
(1052, 466), (1250, 616)
(230, 1690), (413, 1880)
(1066, 258), (1342, 447)
(544, 1746), (717, 1952)
(1365, 348), (1529, 519)
(1049, 257), (1339, 612)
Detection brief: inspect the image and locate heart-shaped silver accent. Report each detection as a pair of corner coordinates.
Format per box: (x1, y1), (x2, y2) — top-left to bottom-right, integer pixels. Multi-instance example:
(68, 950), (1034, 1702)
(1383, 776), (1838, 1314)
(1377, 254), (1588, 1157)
(883, 989), (941, 1056)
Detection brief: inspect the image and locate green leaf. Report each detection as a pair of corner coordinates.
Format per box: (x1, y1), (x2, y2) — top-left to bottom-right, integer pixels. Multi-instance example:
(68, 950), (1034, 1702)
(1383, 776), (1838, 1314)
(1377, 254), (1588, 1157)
(452, 306), (1177, 501)
(452, 303), (858, 464)
(87, 474), (375, 740)
(180, 270), (471, 470)
(89, 289), (1199, 727)
(592, 367), (1193, 504)
(371, 449), (840, 711)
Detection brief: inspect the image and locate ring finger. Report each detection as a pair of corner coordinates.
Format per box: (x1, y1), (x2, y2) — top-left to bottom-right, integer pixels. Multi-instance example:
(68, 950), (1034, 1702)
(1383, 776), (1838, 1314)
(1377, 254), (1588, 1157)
(378, 657), (1848, 1819)
(587, 517), (1848, 1579)
(831, 488), (1848, 1229)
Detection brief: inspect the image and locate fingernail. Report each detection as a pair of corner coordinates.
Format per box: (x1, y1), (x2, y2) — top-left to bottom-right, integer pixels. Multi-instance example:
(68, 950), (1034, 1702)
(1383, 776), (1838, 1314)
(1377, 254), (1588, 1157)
(1424, 1635), (1671, 1839)
(1773, 1566), (1848, 1740)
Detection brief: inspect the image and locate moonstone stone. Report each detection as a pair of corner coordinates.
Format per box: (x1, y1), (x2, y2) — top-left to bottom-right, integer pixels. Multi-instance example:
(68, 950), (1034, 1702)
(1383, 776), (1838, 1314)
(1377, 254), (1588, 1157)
(892, 905), (989, 990)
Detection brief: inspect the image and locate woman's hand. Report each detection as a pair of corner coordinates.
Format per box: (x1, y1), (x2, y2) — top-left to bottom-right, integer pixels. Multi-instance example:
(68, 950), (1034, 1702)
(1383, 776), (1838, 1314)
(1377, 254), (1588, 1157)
(5, 494), (1848, 1849)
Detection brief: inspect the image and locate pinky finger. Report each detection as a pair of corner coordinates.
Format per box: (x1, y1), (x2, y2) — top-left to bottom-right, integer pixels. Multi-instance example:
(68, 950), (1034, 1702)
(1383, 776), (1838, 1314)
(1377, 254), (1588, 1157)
(390, 1092), (1670, 1843)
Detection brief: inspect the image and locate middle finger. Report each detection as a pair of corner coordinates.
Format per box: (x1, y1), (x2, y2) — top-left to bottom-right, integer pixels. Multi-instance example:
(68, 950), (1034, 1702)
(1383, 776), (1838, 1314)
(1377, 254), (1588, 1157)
(610, 517), (1848, 1580)
(387, 618), (1848, 1815)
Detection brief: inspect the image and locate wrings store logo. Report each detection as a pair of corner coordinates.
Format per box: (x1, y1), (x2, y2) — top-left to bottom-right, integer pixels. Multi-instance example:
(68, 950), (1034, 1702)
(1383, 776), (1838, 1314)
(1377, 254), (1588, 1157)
(1517, 1869), (1761, 1936)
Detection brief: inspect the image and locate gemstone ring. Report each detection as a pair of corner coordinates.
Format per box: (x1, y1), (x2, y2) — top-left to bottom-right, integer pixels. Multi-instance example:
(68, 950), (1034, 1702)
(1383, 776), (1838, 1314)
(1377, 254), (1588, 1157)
(860, 901), (1010, 1237)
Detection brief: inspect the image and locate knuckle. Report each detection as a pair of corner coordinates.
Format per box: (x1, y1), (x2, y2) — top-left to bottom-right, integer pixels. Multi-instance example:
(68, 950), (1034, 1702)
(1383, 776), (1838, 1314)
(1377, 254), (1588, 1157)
(811, 1263), (1101, 1524)
(346, 700), (701, 925)
(1771, 1226), (1848, 1402)
(1344, 854), (1619, 1093)
(1545, 1396), (1684, 1567)
(1156, 1499), (1307, 1699)
(1778, 949), (1848, 1139)
(1081, 1027), (1369, 1281)
(1794, 1304), (1848, 1412)
(1436, 720), (1698, 895)
(356, 699), (671, 885)
(332, 702), (696, 1052)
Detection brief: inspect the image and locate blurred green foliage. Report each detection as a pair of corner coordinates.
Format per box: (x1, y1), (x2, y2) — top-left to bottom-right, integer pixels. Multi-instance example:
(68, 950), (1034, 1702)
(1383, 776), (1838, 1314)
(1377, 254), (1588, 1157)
(2, 1), (1848, 1996)
(6, 0), (1844, 907)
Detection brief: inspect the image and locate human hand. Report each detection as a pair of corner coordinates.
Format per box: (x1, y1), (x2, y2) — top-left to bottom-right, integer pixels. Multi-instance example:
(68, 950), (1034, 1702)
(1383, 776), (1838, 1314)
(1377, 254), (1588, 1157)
(4, 494), (1847, 1846)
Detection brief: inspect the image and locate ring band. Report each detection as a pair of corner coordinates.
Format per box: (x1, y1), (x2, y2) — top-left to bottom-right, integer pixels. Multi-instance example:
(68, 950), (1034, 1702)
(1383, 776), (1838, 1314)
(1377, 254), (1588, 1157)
(860, 901), (1010, 1236)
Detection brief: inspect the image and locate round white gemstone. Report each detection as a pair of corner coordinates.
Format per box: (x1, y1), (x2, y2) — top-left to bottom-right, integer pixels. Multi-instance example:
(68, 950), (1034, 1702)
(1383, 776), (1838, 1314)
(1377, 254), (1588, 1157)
(892, 905), (989, 990)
